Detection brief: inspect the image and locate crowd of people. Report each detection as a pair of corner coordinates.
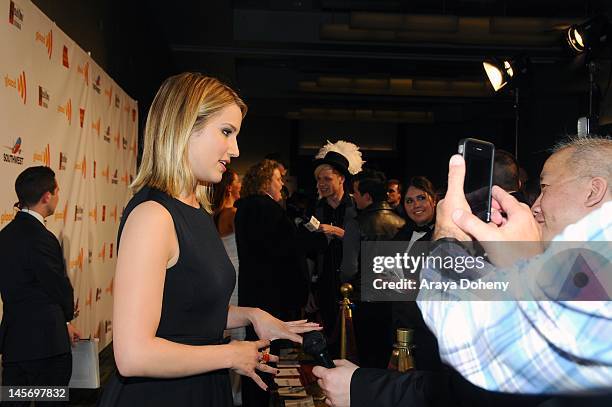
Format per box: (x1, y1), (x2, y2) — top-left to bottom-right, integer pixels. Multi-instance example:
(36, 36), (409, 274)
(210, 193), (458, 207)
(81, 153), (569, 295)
(0, 72), (610, 407)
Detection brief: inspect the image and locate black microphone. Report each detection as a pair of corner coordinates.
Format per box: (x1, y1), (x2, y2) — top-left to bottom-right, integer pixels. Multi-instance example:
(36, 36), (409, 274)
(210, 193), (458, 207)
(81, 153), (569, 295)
(302, 331), (335, 368)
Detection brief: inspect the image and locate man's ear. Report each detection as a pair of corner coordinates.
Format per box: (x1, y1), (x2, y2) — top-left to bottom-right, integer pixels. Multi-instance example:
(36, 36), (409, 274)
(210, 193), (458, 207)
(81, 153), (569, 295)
(40, 191), (52, 205)
(585, 176), (609, 207)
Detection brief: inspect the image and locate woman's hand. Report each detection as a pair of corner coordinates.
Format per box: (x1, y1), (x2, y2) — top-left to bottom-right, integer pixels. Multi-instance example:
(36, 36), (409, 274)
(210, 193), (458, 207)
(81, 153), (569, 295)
(249, 309), (322, 344)
(228, 339), (278, 390)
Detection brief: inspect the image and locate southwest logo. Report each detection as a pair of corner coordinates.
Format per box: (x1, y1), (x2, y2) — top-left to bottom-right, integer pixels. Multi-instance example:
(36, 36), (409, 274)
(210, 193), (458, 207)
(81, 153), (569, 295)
(96, 288), (102, 302)
(59, 152), (67, 170)
(32, 144), (50, 167)
(1, 210), (15, 225)
(104, 86), (112, 106)
(3, 137), (24, 165)
(122, 136), (128, 150)
(104, 126), (111, 143)
(92, 75), (101, 94)
(101, 205), (106, 222)
(35, 30), (53, 59)
(114, 94), (120, 108)
(89, 205), (97, 223)
(132, 108), (136, 123)
(88, 249), (93, 264)
(57, 98), (72, 125)
(69, 248), (84, 272)
(79, 108), (85, 128)
(74, 205), (83, 221)
(74, 156), (86, 178)
(62, 45), (69, 68)
(77, 61), (89, 85)
(111, 169), (119, 185)
(4, 71), (27, 104)
(93, 160), (97, 178)
(92, 117), (100, 136)
(8, 1), (23, 30)
(54, 202), (67, 224)
(38, 86), (49, 108)
(110, 205), (117, 223)
(109, 242), (114, 258)
(98, 242), (106, 262)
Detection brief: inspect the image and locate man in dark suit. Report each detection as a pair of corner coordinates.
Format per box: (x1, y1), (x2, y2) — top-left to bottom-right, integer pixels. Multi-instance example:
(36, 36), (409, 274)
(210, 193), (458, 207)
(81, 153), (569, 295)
(0, 166), (79, 397)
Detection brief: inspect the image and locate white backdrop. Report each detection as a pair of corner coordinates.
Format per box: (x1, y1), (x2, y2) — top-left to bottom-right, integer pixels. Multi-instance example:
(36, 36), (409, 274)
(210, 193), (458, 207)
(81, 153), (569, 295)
(0, 0), (138, 350)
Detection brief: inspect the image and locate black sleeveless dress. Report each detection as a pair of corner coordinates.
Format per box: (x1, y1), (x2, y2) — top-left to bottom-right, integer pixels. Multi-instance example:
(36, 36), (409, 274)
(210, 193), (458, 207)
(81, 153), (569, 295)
(99, 187), (236, 406)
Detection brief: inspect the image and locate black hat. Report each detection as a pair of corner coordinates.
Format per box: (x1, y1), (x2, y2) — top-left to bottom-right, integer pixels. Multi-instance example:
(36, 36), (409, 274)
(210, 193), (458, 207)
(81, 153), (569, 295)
(313, 151), (351, 179)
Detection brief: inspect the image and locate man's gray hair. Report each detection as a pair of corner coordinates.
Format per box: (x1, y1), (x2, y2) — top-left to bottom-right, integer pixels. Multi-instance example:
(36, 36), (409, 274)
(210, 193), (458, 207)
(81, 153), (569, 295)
(551, 135), (612, 181)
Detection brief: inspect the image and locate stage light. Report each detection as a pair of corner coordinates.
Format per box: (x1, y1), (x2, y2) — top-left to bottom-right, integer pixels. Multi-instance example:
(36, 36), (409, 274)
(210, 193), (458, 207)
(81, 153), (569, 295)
(566, 15), (609, 54)
(482, 57), (526, 92)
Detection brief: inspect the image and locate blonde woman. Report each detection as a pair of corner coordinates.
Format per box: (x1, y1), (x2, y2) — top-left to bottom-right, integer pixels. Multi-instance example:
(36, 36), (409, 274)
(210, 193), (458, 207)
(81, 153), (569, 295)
(100, 73), (318, 406)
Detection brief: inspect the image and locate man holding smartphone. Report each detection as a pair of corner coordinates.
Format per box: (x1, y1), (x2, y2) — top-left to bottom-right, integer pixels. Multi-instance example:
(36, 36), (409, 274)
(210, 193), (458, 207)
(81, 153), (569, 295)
(313, 136), (612, 406)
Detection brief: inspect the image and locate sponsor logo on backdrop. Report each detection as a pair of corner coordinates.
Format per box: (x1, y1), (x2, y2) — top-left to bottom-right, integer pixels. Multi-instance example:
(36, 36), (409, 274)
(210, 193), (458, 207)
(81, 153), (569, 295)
(59, 152), (67, 170)
(54, 203), (67, 224)
(104, 86), (112, 106)
(101, 205), (106, 222)
(114, 94), (120, 108)
(106, 277), (114, 296)
(4, 71), (27, 105)
(105, 320), (112, 333)
(98, 242), (106, 262)
(121, 171), (129, 186)
(92, 117), (100, 136)
(96, 288), (102, 302)
(89, 205), (97, 223)
(8, 1), (23, 30)
(109, 242), (114, 258)
(35, 29), (53, 59)
(33, 144), (50, 167)
(92, 75), (101, 94)
(110, 205), (117, 223)
(85, 288), (92, 307)
(111, 169), (118, 185)
(114, 131), (120, 149)
(38, 86), (49, 108)
(57, 98), (72, 125)
(79, 108), (85, 128)
(77, 61), (89, 85)
(1, 210), (15, 225)
(132, 108), (136, 123)
(104, 126), (111, 143)
(88, 249), (92, 264)
(62, 45), (69, 68)
(122, 136), (128, 150)
(74, 156), (86, 178)
(74, 205), (83, 221)
(69, 248), (84, 272)
(130, 140), (137, 156)
(102, 165), (109, 183)
(3, 137), (24, 165)
(93, 160), (97, 178)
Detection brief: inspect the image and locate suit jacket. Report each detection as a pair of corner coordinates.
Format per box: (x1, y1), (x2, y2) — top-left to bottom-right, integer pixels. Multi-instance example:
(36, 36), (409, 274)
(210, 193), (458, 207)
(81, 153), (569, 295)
(0, 211), (74, 362)
(234, 194), (308, 320)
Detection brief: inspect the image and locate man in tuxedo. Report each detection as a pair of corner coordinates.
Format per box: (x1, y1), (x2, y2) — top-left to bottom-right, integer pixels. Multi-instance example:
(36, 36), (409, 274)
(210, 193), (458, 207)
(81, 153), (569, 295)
(0, 166), (79, 395)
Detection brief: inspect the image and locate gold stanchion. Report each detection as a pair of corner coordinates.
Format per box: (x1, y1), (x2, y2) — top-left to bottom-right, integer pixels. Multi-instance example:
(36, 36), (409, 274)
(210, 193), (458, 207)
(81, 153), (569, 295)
(339, 283), (353, 360)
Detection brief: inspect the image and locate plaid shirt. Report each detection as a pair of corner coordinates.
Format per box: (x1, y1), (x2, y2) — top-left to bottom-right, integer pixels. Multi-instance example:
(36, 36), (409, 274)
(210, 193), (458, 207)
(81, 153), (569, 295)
(417, 201), (612, 394)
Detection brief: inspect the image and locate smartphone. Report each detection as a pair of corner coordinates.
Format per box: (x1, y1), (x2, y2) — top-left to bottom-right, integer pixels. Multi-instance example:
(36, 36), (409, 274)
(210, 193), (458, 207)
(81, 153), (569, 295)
(458, 138), (495, 222)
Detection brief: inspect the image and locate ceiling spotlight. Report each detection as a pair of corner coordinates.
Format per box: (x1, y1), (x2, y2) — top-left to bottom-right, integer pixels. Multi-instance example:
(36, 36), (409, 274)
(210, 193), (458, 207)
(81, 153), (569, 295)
(566, 15), (610, 54)
(482, 57), (527, 92)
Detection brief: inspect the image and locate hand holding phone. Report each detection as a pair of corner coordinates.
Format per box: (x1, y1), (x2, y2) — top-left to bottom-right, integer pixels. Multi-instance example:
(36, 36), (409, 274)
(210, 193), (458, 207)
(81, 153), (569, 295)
(458, 138), (495, 222)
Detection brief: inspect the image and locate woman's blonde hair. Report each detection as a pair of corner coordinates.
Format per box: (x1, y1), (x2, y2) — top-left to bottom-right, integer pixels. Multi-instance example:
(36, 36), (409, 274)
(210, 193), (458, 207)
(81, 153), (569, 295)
(241, 159), (281, 198)
(131, 73), (247, 212)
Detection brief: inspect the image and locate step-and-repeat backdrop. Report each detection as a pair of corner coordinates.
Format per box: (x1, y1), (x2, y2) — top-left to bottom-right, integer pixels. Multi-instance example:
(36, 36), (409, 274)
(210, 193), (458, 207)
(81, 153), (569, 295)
(0, 0), (138, 349)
